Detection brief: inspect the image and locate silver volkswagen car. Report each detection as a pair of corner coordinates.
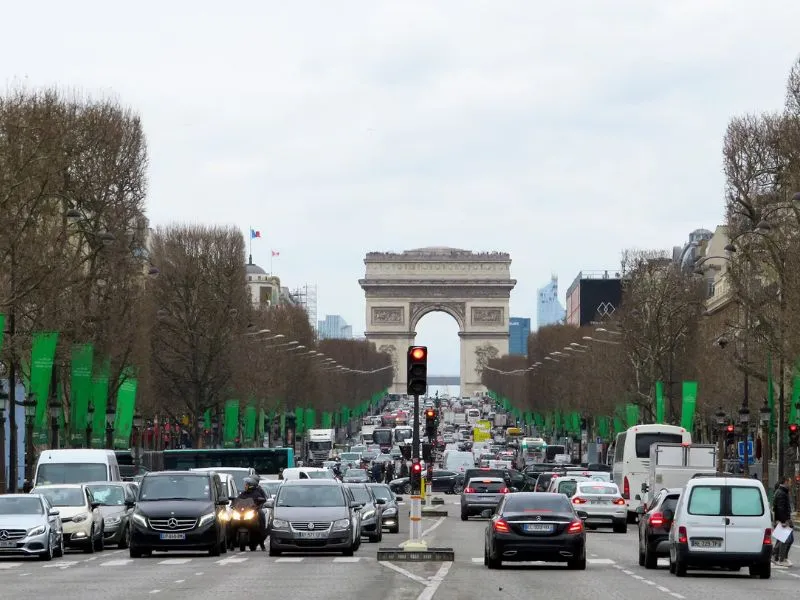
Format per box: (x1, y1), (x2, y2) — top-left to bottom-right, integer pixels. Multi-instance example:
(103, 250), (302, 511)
(0, 493), (64, 560)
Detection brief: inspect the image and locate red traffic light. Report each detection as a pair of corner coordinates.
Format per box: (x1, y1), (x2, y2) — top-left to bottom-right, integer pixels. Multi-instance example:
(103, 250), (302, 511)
(726, 425), (734, 432)
(409, 346), (427, 361)
(411, 463), (422, 473)
(790, 424), (799, 432)
(425, 409), (436, 418)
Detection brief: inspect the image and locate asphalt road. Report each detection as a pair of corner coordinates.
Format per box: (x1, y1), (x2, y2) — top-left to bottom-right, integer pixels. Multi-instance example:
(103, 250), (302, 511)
(2, 500), (799, 599)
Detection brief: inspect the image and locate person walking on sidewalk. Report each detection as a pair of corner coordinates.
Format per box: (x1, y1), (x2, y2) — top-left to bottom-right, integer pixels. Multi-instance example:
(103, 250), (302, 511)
(772, 476), (794, 567)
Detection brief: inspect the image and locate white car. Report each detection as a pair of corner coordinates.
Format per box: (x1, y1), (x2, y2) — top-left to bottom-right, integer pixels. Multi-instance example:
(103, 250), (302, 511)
(571, 481), (627, 533)
(668, 476), (772, 578)
(31, 484), (105, 552)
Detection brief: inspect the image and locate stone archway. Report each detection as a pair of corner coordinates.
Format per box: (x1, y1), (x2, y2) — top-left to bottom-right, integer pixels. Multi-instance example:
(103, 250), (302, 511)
(359, 247), (517, 396)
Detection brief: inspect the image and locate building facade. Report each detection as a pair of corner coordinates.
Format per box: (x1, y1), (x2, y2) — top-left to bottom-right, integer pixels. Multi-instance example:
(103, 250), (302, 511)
(318, 315), (353, 340)
(537, 275), (566, 328)
(508, 317), (531, 356)
(246, 259), (297, 307)
(565, 270), (623, 326)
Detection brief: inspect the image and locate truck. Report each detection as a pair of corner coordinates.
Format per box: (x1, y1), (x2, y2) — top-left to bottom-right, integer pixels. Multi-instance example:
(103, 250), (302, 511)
(639, 442), (718, 508)
(492, 413), (508, 428)
(360, 425), (376, 445)
(304, 429), (335, 466)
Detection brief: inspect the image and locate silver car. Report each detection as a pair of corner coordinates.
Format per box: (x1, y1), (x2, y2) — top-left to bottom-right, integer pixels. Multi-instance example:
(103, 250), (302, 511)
(0, 493), (64, 560)
(571, 481), (627, 532)
(460, 477), (509, 520)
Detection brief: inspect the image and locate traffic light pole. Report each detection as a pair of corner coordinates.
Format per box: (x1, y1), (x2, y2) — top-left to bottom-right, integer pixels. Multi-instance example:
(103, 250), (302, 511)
(412, 393), (421, 463)
(405, 392), (425, 549)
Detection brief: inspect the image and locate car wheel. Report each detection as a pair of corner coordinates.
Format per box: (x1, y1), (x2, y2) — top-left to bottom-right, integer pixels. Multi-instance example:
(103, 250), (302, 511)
(118, 526), (129, 549)
(84, 527), (95, 553)
(674, 556), (687, 577)
(568, 555), (586, 570)
(460, 511), (468, 521)
(39, 536), (53, 561)
(268, 541), (281, 556)
(638, 538), (645, 567)
(129, 546), (144, 558)
(644, 543), (657, 569)
(452, 482), (463, 494)
(403, 483), (412, 494)
(486, 547), (501, 569)
(390, 524), (399, 534)
(54, 535), (64, 558)
(209, 541), (221, 557)
(94, 527), (105, 552)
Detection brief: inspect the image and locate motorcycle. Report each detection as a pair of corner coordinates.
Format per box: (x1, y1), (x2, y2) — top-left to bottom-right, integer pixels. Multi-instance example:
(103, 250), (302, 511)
(229, 497), (267, 552)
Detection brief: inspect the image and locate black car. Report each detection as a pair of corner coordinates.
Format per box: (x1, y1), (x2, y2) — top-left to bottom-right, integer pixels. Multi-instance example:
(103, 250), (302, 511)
(343, 469), (370, 483)
(367, 483), (400, 534)
(129, 471), (229, 558)
(484, 492), (586, 570)
(638, 488), (681, 569)
(85, 481), (138, 548)
(389, 470), (464, 495)
(344, 483), (385, 542)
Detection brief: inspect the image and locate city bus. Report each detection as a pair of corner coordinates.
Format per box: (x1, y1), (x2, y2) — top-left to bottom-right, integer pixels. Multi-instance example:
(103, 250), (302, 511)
(161, 447), (294, 475)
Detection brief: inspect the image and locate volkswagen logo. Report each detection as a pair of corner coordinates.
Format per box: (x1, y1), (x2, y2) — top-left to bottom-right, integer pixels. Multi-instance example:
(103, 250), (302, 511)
(536, 516), (542, 521)
(0, 530), (7, 540)
(308, 523), (314, 530)
(167, 518), (178, 529)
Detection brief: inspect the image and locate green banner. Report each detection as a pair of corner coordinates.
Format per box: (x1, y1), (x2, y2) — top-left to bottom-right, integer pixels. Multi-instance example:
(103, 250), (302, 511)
(69, 344), (94, 446)
(223, 400), (240, 448)
(243, 405), (257, 443)
(655, 380), (665, 424)
(112, 370), (137, 449)
(681, 381), (698, 432)
(792, 372), (800, 424)
(625, 404), (639, 428)
(295, 407), (305, 435)
(321, 411), (332, 428)
(90, 360), (110, 448)
(30, 332), (59, 444)
(304, 408), (316, 431)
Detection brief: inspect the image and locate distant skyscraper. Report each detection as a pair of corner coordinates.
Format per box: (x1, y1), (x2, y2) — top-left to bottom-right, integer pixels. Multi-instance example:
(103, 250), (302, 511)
(317, 315), (353, 340)
(537, 275), (566, 328)
(508, 317), (531, 356)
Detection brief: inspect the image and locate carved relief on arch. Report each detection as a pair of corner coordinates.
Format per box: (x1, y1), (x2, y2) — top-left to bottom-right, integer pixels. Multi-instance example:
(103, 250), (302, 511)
(409, 301), (466, 330)
(377, 344), (398, 378)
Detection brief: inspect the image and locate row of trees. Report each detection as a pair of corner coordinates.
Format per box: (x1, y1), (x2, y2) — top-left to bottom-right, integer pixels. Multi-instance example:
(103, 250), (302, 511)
(483, 55), (800, 429)
(0, 89), (392, 446)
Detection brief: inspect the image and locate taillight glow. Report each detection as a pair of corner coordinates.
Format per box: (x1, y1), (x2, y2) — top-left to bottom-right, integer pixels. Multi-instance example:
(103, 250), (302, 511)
(499, 487), (510, 494)
(463, 487), (476, 494)
(763, 528), (772, 545)
(572, 497), (587, 505)
(493, 519), (510, 533)
(566, 520), (583, 534)
(622, 476), (630, 499)
(678, 526), (688, 544)
(648, 512), (665, 527)
(613, 498), (626, 506)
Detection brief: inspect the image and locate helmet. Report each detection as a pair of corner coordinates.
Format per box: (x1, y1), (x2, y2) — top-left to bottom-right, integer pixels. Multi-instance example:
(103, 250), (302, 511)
(243, 477), (258, 492)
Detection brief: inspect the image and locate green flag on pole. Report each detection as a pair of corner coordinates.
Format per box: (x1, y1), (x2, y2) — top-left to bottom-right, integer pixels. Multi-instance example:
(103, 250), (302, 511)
(69, 344), (94, 446)
(30, 332), (59, 444)
(681, 381), (698, 432)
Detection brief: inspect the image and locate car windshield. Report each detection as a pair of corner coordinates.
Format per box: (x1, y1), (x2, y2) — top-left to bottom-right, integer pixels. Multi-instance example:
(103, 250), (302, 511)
(33, 487), (85, 507)
(504, 494), (573, 513)
(86, 485), (126, 505)
(0, 496), (43, 515)
(259, 482), (281, 494)
(578, 484), (618, 495)
(307, 470), (334, 479)
(277, 485), (345, 508)
(201, 469), (249, 491)
(345, 469), (368, 477)
(349, 487), (371, 503)
(139, 475), (211, 501)
(36, 463), (107, 485)
(369, 486), (392, 501)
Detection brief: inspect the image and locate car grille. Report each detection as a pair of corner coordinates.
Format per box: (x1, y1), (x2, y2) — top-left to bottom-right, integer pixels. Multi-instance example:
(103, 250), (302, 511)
(148, 518), (198, 532)
(0, 529), (27, 540)
(290, 521), (331, 531)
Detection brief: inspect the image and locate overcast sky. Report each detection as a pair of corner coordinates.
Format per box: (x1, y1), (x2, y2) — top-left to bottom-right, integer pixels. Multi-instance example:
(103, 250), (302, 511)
(3, 1), (800, 379)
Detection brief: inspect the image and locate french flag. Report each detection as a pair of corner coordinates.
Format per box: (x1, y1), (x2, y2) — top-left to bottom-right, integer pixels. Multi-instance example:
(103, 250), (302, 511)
(250, 229), (261, 239)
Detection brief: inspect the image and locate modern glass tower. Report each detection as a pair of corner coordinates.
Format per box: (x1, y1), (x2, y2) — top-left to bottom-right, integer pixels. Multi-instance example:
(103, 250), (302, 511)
(537, 275), (566, 329)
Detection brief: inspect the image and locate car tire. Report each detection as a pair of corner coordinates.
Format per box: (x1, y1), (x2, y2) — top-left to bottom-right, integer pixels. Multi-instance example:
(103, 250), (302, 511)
(268, 542), (281, 557)
(461, 511), (468, 521)
(84, 527), (95, 553)
(39, 537), (53, 562)
(750, 562), (770, 579)
(94, 527), (105, 552)
(403, 483), (412, 494)
(613, 520), (627, 534)
(118, 526), (129, 549)
(208, 541), (221, 557)
(486, 547), (501, 569)
(674, 556), (687, 577)
(54, 536), (64, 558)
(638, 542), (645, 567)
(390, 524), (399, 534)
(129, 546), (144, 558)
(452, 483), (463, 494)
(568, 555), (586, 570)
(644, 543), (657, 569)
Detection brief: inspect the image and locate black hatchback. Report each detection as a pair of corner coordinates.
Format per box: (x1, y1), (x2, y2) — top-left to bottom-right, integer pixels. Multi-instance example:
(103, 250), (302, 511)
(484, 492), (586, 570)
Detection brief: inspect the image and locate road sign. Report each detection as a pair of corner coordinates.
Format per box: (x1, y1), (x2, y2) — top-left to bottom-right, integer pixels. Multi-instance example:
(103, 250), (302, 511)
(737, 440), (754, 458)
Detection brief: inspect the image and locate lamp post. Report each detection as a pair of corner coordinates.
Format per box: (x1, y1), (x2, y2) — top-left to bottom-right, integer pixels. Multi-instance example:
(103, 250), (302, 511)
(760, 401), (771, 488)
(0, 385), (7, 493)
(715, 408), (727, 474)
(49, 398), (60, 449)
(86, 403), (95, 448)
(105, 405), (115, 449)
(132, 412), (143, 468)
(23, 395), (36, 486)
(739, 405), (751, 476)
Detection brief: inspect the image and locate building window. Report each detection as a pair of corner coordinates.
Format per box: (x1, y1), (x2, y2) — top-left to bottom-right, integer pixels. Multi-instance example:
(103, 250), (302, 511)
(706, 278), (715, 298)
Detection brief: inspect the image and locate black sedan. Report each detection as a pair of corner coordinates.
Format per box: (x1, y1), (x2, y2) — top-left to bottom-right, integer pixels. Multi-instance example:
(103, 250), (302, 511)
(389, 470), (464, 495)
(638, 488), (680, 569)
(484, 492), (586, 570)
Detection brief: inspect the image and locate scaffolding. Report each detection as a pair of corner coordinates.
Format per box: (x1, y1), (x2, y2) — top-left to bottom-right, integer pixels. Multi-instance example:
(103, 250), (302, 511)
(291, 284), (318, 332)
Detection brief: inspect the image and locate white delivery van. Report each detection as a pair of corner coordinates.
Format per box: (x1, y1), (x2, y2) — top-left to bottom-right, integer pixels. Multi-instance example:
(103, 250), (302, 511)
(281, 467), (336, 481)
(34, 449), (121, 486)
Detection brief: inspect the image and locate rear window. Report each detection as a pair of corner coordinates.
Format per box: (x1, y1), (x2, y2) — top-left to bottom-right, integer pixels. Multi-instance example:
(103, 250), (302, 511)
(578, 484), (618, 495)
(467, 479), (505, 492)
(688, 485), (722, 516)
(662, 495), (679, 513)
(731, 487), (763, 516)
(504, 495), (572, 513)
(557, 480), (579, 497)
(635, 433), (684, 458)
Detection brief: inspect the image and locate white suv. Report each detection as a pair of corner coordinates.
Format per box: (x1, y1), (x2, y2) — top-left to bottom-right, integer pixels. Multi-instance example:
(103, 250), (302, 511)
(668, 477), (772, 579)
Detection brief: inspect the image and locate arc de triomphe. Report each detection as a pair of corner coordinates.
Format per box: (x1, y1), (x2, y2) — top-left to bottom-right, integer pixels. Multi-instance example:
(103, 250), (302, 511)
(359, 247), (517, 397)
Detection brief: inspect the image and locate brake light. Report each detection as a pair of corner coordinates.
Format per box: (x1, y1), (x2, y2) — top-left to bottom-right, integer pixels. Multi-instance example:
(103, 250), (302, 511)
(678, 526), (687, 544)
(622, 476), (630, 499)
(499, 487), (510, 494)
(649, 512), (665, 527)
(763, 528), (772, 545)
(613, 498), (626, 506)
(566, 520), (583, 534)
(464, 487), (476, 494)
(572, 497), (587, 505)
(493, 519), (510, 533)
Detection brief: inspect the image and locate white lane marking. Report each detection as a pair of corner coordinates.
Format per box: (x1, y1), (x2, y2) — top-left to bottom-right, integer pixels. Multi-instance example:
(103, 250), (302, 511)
(471, 558), (483, 563)
(644, 580), (655, 585)
(149, 591), (160, 595)
(215, 556), (248, 565)
(421, 517), (446, 538)
(632, 575), (644, 580)
(0, 563), (23, 569)
(590, 553), (598, 557)
(274, 557), (303, 563)
(670, 594), (685, 599)
(195, 572), (204, 576)
(332, 557), (361, 562)
(622, 569), (634, 575)
(380, 561), (430, 585)
(175, 579), (185, 583)
(42, 561), (77, 569)
(417, 562), (452, 600)
(657, 586), (670, 592)
(587, 558), (615, 564)
(19, 572), (31, 576)
(101, 559), (134, 567)
(158, 558), (192, 565)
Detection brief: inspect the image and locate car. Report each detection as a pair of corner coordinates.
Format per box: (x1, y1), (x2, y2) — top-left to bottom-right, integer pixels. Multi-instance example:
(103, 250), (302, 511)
(570, 481), (627, 533)
(367, 483), (400, 534)
(344, 483), (385, 542)
(638, 488), (681, 568)
(484, 492), (586, 570)
(461, 477), (511, 521)
(668, 476), (772, 578)
(31, 483), (105, 553)
(267, 479), (362, 556)
(0, 493), (64, 560)
(85, 481), (138, 548)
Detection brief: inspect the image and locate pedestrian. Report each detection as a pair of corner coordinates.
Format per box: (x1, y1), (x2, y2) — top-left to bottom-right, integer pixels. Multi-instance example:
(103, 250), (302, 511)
(772, 475), (794, 567)
(385, 461), (395, 483)
(400, 460), (409, 478)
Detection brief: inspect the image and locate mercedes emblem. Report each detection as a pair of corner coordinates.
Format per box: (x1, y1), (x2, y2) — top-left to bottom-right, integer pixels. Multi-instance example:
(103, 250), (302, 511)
(0, 530), (7, 540)
(308, 522), (314, 530)
(167, 518), (178, 529)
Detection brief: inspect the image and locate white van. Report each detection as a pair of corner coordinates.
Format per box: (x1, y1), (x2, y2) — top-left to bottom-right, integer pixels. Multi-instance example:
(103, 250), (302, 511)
(612, 424), (690, 521)
(442, 450), (475, 475)
(668, 477), (772, 578)
(281, 467), (336, 481)
(34, 449), (121, 486)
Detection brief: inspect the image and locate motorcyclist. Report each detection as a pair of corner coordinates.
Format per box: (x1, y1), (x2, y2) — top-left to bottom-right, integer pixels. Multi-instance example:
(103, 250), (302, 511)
(237, 477), (268, 550)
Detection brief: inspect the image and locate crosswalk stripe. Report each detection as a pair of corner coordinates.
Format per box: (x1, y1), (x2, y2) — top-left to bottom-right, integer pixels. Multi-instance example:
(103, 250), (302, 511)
(588, 558), (615, 564)
(42, 561), (77, 568)
(158, 558), (192, 565)
(333, 557), (361, 562)
(275, 557), (304, 563)
(215, 557), (248, 565)
(101, 559), (134, 567)
(0, 562), (23, 569)
(469, 557), (617, 565)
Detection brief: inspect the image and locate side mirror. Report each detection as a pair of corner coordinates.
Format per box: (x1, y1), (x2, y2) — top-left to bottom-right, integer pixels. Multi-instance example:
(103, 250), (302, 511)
(48, 508), (60, 517)
(635, 506), (645, 515)
(395, 496), (403, 502)
(480, 509), (493, 518)
(350, 502), (362, 510)
(264, 499), (274, 509)
(509, 487), (518, 493)
(375, 498), (386, 505)
(90, 502), (100, 510)
(663, 509), (675, 521)
(124, 500), (136, 509)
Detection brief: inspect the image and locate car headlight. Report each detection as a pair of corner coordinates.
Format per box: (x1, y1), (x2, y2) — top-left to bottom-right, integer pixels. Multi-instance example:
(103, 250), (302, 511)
(231, 510), (242, 521)
(382, 507), (397, 516)
(132, 513), (148, 527)
(361, 510), (375, 520)
(72, 513), (89, 523)
(104, 516), (121, 526)
(243, 510), (256, 520)
(198, 512), (215, 527)
(27, 525), (46, 537)
(218, 510), (231, 522)
(333, 518), (350, 530)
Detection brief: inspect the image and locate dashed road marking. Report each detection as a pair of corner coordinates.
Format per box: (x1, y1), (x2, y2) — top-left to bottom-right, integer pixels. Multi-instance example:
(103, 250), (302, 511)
(274, 557), (304, 563)
(175, 579), (185, 583)
(333, 557), (361, 562)
(0, 563), (23, 569)
(158, 558), (192, 565)
(101, 559), (134, 567)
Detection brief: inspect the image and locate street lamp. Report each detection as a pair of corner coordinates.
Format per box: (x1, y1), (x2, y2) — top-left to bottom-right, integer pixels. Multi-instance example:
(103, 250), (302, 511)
(0, 386), (7, 493)
(86, 402), (95, 448)
(132, 412), (143, 467)
(105, 405), (115, 449)
(48, 398), (61, 449)
(759, 400), (771, 486)
(738, 405), (751, 476)
(23, 395), (36, 486)
(715, 408), (727, 473)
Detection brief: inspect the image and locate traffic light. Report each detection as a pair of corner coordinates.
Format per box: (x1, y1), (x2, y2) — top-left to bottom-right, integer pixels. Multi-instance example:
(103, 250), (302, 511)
(790, 424), (799, 446)
(407, 346), (428, 396)
(422, 442), (433, 463)
(400, 445), (412, 460)
(725, 424), (735, 444)
(425, 408), (437, 439)
(410, 460), (422, 492)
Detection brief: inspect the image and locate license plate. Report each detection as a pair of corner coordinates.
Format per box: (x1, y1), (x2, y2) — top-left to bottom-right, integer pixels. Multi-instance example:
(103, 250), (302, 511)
(523, 524), (554, 533)
(159, 533), (186, 540)
(0, 541), (16, 548)
(691, 539), (721, 548)
(295, 531), (326, 539)
(479, 496), (496, 501)
(590, 499), (609, 504)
